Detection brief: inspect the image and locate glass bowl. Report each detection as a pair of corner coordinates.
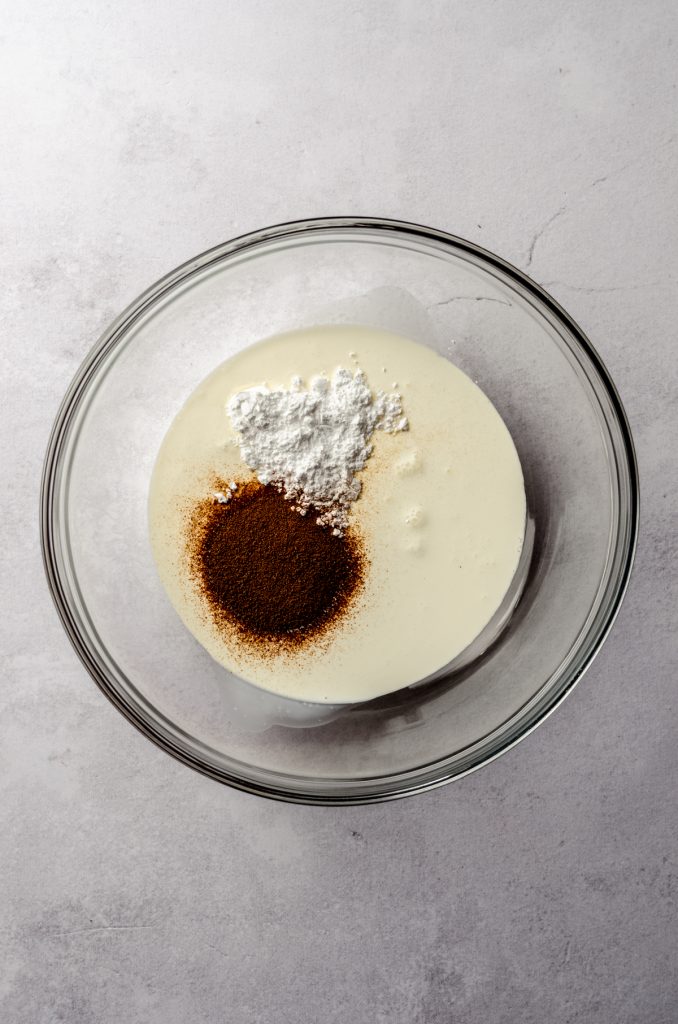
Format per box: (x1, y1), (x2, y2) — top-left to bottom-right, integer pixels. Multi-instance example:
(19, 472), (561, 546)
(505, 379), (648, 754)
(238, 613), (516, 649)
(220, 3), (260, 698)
(41, 218), (638, 804)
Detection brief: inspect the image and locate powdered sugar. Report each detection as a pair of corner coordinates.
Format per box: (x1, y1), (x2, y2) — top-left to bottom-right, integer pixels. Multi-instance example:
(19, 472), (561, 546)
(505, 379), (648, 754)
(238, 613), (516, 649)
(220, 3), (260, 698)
(212, 481), (238, 504)
(227, 368), (407, 531)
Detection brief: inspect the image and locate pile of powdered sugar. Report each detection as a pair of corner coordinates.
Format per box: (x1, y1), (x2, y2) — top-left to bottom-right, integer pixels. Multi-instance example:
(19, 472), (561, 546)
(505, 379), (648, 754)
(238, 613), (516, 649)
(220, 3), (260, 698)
(227, 368), (407, 532)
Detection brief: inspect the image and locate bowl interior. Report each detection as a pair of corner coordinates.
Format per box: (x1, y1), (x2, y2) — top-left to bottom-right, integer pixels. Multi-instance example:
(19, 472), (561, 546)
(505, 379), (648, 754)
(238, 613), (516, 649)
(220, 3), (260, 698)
(44, 221), (637, 802)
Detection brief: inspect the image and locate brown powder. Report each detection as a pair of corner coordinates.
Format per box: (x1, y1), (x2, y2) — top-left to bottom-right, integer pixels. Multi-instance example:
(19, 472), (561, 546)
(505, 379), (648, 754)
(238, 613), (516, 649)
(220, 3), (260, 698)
(188, 481), (365, 649)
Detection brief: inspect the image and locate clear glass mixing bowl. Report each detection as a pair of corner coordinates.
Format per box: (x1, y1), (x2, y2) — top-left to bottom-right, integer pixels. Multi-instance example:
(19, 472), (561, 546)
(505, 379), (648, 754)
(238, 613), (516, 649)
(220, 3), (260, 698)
(41, 218), (638, 804)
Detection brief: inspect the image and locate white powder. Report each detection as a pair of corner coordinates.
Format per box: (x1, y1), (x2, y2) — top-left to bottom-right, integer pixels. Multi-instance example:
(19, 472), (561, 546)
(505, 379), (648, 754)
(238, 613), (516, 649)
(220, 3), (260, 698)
(227, 368), (407, 531)
(212, 481), (238, 504)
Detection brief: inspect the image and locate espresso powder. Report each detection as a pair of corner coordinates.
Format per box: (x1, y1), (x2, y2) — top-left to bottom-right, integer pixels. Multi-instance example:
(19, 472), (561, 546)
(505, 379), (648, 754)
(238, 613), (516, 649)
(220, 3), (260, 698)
(190, 481), (365, 647)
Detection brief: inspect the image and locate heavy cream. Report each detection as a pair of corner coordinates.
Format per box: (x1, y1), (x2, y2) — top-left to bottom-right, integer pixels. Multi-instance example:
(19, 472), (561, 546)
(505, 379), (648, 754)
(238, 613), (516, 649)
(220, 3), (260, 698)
(149, 325), (526, 704)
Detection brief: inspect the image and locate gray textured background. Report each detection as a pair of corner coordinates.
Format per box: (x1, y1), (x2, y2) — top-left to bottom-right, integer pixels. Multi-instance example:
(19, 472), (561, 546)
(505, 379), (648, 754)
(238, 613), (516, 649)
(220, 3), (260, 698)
(2, 1), (677, 1021)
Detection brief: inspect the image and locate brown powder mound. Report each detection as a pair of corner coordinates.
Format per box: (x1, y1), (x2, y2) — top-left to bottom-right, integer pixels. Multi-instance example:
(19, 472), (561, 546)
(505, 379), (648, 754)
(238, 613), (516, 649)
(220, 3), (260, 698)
(188, 481), (365, 648)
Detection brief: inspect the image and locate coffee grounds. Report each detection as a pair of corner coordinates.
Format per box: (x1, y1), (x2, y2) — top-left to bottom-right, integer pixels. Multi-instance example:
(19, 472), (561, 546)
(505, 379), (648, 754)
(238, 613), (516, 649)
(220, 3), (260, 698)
(189, 481), (365, 647)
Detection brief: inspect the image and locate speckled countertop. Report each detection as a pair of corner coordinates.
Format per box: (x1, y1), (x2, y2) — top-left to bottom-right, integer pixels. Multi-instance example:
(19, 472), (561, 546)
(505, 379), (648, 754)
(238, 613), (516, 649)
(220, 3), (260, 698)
(2, 1), (677, 1020)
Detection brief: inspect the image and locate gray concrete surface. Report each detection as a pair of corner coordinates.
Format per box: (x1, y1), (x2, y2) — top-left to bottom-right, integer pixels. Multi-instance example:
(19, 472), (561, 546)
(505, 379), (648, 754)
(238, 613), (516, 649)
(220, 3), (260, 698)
(2, 1), (677, 1020)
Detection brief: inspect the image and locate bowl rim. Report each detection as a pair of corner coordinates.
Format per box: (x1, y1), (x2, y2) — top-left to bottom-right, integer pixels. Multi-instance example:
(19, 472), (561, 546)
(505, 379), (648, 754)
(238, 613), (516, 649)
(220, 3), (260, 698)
(40, 216), (640, 805)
